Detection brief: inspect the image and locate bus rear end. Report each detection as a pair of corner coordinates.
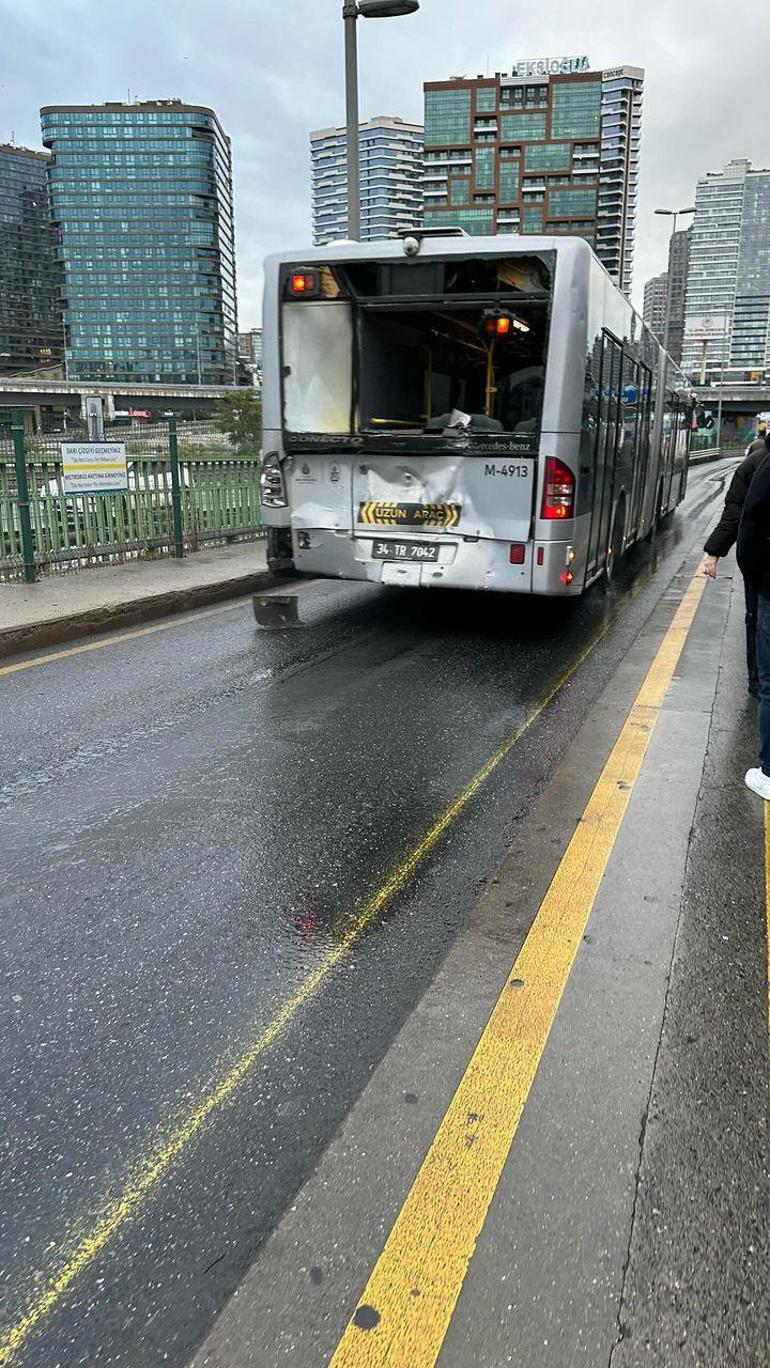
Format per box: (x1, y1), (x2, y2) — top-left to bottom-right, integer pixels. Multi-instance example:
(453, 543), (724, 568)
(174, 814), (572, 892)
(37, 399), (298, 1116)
(261, 236), (581, 595)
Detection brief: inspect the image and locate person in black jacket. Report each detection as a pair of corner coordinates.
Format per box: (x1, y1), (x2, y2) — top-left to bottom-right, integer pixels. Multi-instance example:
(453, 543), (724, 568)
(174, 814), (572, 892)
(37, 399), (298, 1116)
(736, 432), (770, 799)
(703, 440), (768, 693)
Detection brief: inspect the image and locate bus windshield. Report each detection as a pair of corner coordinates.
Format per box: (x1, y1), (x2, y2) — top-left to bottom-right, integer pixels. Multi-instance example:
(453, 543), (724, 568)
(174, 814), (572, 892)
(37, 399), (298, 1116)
(280, 252), (551, 450)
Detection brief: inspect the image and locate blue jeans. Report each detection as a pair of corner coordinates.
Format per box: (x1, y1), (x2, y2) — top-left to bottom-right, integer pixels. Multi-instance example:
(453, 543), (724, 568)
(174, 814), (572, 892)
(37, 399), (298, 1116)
(745, 579), (759, 691)
(756, 591), (770, 774)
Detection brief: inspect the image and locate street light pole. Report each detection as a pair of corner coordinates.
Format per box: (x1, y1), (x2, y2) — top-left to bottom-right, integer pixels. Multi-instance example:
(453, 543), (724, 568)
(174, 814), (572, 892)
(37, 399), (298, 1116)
(715, 313), (730, 452)
(342, 0), (419, 242)
(343, 1), (361, 241)
(659, 210), (678, 361)
(651, 206), (695, 489)
(654, 206), (695, 360)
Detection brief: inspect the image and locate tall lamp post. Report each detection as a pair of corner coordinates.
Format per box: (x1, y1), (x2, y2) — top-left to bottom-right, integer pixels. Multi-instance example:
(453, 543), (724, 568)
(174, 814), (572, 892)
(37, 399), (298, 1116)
(343, 0), (419, 240)
(651, 206), (695, 475)
(654, 206), (695, 359)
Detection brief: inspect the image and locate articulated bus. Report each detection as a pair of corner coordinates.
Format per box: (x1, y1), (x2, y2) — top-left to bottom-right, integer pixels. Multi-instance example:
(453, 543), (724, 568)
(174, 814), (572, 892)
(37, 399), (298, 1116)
(260, 232), (693, 596)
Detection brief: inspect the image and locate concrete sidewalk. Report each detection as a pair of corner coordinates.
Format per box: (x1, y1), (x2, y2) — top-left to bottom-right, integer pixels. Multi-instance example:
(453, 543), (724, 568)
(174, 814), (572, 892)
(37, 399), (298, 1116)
(190, 552), (769, 1368)
(0, 540), (273, 657)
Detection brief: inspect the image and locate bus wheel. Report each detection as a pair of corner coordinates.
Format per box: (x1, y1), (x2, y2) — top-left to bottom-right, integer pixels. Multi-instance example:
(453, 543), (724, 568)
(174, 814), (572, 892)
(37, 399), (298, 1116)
(267, 527), (297, 576)
(605, 496), (626, 585)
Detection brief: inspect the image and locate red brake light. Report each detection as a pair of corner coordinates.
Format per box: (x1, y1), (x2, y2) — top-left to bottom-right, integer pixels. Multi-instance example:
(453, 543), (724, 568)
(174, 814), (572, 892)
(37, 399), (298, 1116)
(289, 269), (319, 297)
(509, 543), (525, 564)
(541, 457), (575, 520)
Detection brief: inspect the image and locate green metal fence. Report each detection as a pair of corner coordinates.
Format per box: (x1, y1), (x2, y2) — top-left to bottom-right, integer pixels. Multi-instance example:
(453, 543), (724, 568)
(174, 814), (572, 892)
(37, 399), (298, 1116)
(691, 433), (745, 455)
(0, 414), (264, 582)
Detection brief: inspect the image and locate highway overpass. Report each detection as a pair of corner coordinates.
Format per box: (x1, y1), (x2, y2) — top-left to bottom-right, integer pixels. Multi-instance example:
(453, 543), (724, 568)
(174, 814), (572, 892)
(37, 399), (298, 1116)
(0, 377), (239, 425)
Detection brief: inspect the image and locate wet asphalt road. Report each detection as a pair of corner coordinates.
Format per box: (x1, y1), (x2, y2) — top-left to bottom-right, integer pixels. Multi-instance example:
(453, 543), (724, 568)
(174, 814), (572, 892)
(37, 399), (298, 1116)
(0, 463), (736, 1367)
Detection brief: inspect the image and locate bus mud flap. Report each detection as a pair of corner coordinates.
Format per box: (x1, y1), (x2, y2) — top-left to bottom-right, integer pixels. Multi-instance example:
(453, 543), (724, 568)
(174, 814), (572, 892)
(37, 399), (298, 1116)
(252, 594), (300, 629)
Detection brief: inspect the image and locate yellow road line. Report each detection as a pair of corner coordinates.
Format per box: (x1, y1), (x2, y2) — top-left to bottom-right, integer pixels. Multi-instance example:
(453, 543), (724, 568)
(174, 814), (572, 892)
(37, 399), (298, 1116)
(765, 807), (770, 1042)
(329, 570), (706, 1368)
(0, 571), (686, 1365)
(0, 598), (249, 678)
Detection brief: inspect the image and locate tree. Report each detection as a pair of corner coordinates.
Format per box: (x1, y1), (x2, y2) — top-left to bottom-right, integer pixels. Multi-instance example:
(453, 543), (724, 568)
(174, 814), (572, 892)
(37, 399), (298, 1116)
(215, 389), (262, 451)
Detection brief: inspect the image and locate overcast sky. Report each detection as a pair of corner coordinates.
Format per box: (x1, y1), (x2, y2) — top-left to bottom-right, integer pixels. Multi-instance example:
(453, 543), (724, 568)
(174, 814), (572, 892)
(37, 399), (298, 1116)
(2, 0), (769, 325)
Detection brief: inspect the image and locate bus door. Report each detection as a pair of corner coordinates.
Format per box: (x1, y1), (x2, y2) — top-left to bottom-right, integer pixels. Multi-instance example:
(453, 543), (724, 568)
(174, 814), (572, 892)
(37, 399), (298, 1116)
(628, 364), (652, 538)
(660, 394), (677, 514)
(586, 331), (623, 574)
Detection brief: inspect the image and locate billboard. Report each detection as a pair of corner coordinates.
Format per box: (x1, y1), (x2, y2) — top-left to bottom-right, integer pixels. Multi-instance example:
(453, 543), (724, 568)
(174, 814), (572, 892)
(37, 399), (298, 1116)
(685, 313), (730, 341)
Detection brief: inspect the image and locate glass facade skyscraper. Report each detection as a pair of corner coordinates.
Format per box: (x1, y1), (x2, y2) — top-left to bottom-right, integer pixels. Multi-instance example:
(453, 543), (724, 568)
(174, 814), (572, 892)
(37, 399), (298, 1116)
(683, 159), (770, 385)
(0, 143), (62, 376)
(310, 116), (423, 245)
(41, 101), (237, 385)
(422, 64), (643, 294)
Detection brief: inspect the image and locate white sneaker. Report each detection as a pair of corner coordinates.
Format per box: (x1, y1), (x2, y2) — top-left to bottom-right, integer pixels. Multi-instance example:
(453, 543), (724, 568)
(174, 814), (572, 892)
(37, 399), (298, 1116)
(745, 767), (770, 800)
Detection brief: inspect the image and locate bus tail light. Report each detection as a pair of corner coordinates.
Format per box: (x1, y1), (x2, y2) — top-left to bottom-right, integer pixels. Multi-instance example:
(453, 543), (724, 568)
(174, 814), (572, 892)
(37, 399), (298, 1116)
(509, 543), (526, 564)
(260, 452), (288, 508)
(541, 457), (575, 520)
(288, 269), (320, 298)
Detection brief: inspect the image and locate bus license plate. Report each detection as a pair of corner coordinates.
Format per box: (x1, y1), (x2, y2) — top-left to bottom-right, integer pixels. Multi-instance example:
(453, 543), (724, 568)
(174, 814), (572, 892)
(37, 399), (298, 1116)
(372, 540), (439, 563)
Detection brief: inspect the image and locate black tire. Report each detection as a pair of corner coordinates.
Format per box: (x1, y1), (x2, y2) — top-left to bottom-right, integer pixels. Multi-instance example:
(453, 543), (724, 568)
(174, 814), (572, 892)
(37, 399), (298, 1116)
(605, 495), (626, 585)
(267, 527), (297, 576)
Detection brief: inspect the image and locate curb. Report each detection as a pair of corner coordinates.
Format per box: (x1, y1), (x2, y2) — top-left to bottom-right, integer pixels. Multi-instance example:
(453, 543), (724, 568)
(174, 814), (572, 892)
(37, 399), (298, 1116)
(0, 569), (277, 660)
(689, 449), (742, 466)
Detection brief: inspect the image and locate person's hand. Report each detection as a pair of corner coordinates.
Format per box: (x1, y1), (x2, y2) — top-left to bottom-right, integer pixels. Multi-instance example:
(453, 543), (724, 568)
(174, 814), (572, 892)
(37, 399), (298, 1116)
(702, 555), (718, 579)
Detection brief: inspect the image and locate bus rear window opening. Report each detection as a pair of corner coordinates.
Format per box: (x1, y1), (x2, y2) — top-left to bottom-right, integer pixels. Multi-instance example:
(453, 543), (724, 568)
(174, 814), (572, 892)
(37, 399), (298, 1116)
(281, 298), (548, 439)
(359, 307), (547, 435)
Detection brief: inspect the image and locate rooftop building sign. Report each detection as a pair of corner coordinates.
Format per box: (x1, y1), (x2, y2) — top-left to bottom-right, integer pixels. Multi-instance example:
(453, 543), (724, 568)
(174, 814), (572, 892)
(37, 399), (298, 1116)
(511, 56), (590, 78)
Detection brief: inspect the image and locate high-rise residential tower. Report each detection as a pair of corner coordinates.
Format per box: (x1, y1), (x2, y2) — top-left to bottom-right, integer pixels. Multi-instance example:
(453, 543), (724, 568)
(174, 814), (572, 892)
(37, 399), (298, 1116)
(643, 272), (668, 342)
(310, 116), (423, 245)
(642, 229), (691, 359)
(0, 143), (62, 376)
(238, 328), (262, 368)
(238, 327), (263, 387)
(41, 100), (237, 385)
(683, 159), (770, 384)
(665, 226), (691, 365)
(422, 60), (643, 293)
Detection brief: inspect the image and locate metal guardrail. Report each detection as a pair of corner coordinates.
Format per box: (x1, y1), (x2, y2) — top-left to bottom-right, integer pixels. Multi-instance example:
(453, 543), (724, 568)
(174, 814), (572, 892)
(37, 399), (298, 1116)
(0, 414), (264, 582)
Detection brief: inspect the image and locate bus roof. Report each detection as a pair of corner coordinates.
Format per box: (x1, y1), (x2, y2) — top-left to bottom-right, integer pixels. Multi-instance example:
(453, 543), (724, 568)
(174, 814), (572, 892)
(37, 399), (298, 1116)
(264, 232), (593, 272)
